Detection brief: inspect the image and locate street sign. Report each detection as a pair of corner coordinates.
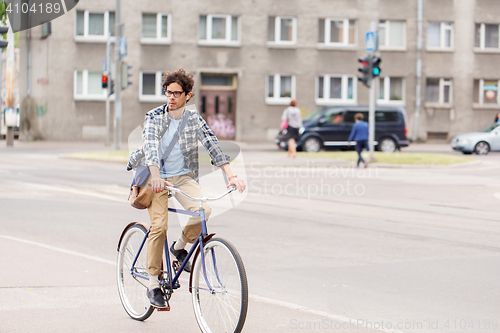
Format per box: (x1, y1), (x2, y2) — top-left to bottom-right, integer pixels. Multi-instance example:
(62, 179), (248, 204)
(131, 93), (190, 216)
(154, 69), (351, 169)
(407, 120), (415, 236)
(365, 31), (375, 52)
(5, 107), (17, 127)
(119, 38), (127, 58)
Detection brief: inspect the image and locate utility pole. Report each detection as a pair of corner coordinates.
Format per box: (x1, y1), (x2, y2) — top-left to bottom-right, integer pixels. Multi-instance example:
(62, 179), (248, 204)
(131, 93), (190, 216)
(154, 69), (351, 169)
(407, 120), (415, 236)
(412, 0), (423, 142)
(5, 20), (15, 147)
(114, 0), (122, 150)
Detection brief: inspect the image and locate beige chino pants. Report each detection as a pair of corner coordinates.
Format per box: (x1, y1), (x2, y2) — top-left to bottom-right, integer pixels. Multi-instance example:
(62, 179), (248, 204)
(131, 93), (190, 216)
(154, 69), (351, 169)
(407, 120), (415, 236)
(146, 172), (212, 276)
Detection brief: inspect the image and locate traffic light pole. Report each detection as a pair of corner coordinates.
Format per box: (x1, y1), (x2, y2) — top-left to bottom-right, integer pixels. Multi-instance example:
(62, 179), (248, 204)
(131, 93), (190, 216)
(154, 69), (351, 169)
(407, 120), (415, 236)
(105, 35), (111, 146)
(368, 74), (376, 162)
(114, 0), (122, 150)
(367, 21), (377, 162)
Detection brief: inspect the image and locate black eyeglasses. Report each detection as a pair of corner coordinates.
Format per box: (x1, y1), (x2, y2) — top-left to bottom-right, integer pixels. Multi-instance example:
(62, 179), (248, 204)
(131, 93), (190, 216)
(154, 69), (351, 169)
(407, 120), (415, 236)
(165, 90), (185, 98)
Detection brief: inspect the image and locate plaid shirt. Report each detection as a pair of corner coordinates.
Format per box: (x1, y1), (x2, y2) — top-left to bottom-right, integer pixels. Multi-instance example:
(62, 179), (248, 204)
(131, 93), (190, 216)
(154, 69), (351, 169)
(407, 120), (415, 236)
(127, 104), (231, 182)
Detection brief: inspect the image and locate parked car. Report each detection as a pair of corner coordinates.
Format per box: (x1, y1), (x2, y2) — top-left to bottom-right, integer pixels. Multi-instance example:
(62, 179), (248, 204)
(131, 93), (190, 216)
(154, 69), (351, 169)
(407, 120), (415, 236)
(275, 106), (410, 153)
(451, 123), (500, 155)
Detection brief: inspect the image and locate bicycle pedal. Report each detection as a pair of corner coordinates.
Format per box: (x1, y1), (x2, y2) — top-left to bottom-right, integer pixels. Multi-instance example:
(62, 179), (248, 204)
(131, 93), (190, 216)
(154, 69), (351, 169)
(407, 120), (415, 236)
(172, 260), (180, 274)
(156, 307), (170, 312)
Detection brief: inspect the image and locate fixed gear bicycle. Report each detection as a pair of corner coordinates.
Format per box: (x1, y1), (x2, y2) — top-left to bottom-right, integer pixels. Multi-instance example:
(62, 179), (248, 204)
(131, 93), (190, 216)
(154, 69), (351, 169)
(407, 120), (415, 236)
(116, 184), (248, 333)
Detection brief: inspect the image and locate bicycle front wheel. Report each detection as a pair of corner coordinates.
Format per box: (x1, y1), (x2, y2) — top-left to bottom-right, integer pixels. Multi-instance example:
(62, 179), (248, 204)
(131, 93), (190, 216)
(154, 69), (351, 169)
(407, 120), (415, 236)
(117, 223), (154, 321)
(191, 238), (248, 333)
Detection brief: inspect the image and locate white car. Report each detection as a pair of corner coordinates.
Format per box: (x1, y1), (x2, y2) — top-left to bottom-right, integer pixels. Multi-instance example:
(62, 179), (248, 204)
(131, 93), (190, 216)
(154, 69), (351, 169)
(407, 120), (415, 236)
(451, 124), (500, 155)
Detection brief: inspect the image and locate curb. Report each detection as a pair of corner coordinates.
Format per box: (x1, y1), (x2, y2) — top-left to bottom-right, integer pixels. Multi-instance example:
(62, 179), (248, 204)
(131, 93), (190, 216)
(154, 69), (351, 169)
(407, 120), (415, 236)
(368, 160), (481, 169)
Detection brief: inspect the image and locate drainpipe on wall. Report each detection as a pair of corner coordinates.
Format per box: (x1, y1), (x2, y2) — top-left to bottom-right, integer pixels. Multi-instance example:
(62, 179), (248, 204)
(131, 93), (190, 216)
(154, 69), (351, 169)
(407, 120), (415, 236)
(412, 0), (423, 142)
(27, 9), (31, 97)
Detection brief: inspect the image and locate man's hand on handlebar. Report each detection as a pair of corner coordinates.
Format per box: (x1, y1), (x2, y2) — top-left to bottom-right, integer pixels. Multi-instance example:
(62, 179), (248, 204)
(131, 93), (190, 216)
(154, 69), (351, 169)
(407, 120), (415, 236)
(227, 177), (246, 193)
(149, 177), (174, 194)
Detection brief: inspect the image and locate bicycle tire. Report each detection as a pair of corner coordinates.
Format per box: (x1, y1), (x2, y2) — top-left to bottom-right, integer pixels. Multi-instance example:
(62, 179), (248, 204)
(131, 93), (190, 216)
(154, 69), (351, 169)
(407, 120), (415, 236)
(191, 237), (248, 333)
(117, 223), (154, 321)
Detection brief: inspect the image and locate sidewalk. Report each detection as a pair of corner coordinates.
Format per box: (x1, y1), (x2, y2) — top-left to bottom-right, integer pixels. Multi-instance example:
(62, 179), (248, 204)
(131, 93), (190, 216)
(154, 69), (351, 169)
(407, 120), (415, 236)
(0, 139), (473, 169)
(0, 139), (455, 152)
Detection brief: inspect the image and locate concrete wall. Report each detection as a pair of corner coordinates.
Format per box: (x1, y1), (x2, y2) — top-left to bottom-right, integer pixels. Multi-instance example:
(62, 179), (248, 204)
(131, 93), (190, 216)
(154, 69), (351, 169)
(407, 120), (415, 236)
(18, 0), (500, 142)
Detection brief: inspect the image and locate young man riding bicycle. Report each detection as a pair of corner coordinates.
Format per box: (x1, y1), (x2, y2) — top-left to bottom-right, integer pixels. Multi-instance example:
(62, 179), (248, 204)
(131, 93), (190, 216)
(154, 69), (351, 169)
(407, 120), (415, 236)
(127, 68), (246, 308)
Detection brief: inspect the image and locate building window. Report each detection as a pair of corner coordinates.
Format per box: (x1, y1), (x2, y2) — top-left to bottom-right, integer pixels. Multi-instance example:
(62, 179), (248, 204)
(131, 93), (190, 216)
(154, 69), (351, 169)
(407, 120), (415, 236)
(267, 16), (297, 45)
(318, 19), (355, 46)
(473, 79), (500, 105)
(140, 71), (164, 102)
(378, 20), (406, 49)
(75, 10), (115, 41)
(74, 70), (107, 100)
(266, 74), (296, 105)
(41, 22), (52, 39)
(141, 13), (171, 43)
(201, 74), (235, 87)
(316, 75), (356, 105)
(378, 77), (405, 104)
(426, 78), (452, 104)
(198, 14), (240, 45)
(475, 23), (500, 49)
(427, 22), (453, 49)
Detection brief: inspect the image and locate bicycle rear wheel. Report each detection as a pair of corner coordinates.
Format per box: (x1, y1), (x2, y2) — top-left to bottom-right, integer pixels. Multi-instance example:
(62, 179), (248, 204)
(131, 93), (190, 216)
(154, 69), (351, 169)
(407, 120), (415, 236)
(191, 238), (248, 333)
(117, 223), (154, 321)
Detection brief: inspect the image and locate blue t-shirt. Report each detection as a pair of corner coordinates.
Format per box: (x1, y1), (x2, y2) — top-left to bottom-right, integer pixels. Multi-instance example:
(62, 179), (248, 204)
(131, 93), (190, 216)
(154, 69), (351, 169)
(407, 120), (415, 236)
(159, 117), (192, 178)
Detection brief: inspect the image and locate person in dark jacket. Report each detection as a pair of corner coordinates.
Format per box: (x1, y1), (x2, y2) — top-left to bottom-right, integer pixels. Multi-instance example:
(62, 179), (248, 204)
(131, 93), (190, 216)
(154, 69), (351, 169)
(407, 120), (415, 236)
(347, 113), (369, 168)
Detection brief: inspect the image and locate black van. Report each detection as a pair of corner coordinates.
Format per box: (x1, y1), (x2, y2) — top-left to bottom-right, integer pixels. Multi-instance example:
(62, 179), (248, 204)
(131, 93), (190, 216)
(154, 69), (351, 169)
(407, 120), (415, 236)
(275, 105), (409, 153)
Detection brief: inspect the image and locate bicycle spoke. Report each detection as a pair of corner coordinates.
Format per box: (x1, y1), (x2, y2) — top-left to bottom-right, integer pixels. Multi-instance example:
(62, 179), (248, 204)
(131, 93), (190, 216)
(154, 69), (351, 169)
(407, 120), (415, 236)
(192, 238), (248, 333)
(117, 225), (154, 321)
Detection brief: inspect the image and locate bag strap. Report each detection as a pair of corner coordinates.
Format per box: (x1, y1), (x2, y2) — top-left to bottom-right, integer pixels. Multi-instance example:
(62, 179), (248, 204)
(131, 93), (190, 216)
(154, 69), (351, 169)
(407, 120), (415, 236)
(132, 109), (189, 187)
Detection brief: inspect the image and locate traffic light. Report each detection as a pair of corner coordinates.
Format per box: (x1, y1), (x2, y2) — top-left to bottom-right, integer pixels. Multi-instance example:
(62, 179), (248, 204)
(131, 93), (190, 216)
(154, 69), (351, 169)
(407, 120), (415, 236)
(0, 26), (9, 48)
(121, 62), (133, 90)
(358, 56), (372, 88)
(102, 73), (108, 89)
(372, 56), (381, 77)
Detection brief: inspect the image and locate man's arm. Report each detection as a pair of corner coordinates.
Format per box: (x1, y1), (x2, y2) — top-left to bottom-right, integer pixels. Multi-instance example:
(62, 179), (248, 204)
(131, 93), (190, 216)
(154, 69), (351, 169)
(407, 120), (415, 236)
(220, 163), (246, 193)
(143, 112), (162, 169)
(347, 124), (357, 145)
(197, 114), (231, 167)
(148, 165), (174, 193)
(196, 114), (245, 193)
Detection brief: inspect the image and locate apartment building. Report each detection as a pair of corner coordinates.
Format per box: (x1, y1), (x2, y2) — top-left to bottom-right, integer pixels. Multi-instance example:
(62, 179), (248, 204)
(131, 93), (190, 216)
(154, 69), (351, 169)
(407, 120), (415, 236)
(18, 0), (500, 142)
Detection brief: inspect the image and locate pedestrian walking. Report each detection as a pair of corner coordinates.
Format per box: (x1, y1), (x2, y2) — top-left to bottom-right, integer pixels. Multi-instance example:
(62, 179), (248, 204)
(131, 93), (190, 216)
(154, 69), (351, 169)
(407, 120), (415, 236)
(347, 113), (369, 168)
(281, 100), (302, 158)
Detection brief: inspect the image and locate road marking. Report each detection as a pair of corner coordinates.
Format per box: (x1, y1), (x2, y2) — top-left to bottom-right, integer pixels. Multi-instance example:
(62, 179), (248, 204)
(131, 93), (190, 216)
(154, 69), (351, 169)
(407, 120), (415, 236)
(494, 193), (500, 201)
(14, 182), (124, 203)
(1, 233), (403, 333)
(0, 234), (116, 266)
(249, 294), (404, 333)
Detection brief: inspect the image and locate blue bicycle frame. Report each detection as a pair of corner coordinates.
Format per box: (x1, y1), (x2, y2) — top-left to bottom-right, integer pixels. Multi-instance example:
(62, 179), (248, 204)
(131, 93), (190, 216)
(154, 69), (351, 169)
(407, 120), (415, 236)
(129, 204), (216, 292)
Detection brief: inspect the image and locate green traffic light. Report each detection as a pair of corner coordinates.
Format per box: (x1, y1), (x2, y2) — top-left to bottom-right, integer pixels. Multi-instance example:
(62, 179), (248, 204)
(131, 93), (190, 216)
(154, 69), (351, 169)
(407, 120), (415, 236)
(373, 68), (380, 76)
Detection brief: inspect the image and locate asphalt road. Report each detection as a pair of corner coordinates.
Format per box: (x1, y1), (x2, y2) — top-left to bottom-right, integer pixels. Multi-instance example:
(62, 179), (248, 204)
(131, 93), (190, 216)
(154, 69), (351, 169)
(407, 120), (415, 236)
(0, 141), (499, 333)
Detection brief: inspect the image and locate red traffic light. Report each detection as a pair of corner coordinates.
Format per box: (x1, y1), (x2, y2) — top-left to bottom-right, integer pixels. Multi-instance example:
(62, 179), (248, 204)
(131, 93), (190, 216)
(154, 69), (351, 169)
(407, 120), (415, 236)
(102, 74), (108, 88)
(358, 58), (369, 66)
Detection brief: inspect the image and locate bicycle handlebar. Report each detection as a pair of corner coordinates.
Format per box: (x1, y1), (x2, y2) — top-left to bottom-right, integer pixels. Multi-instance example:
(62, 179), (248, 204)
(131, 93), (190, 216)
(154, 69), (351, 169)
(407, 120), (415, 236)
(164, 184), (238, 203)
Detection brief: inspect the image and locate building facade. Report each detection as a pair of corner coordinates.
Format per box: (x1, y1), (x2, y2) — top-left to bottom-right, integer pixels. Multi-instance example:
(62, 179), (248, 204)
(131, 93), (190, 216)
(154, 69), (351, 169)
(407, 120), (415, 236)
(18, 0), (500, 142)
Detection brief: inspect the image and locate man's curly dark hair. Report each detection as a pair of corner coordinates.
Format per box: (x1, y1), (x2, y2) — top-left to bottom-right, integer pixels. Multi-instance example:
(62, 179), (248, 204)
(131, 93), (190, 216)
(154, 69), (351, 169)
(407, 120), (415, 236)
(161, 69), (195, 99)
